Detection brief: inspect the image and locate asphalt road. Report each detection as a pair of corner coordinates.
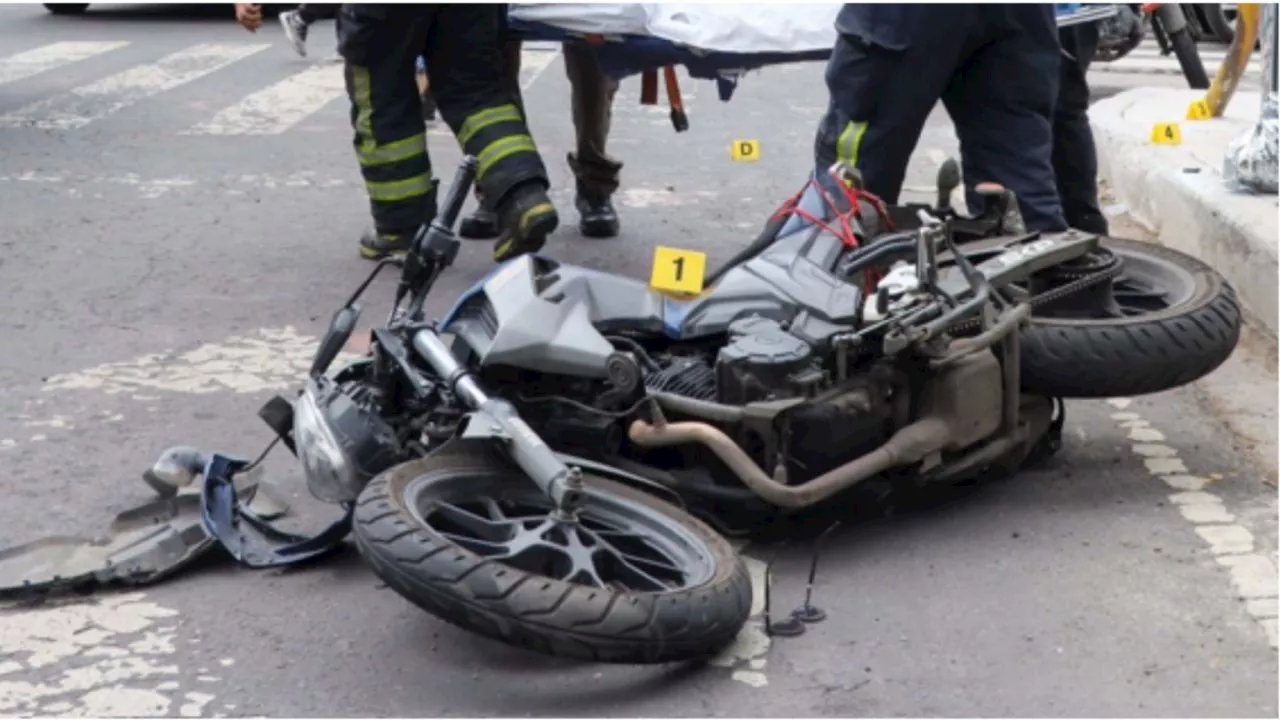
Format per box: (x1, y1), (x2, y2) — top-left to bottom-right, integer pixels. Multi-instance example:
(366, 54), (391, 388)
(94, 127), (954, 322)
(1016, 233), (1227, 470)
(0, 6), (1276, 718)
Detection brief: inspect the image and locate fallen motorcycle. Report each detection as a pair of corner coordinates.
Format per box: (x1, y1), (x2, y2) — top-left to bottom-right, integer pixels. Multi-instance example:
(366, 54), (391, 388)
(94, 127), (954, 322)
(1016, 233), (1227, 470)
(240, 156), (1240, 665)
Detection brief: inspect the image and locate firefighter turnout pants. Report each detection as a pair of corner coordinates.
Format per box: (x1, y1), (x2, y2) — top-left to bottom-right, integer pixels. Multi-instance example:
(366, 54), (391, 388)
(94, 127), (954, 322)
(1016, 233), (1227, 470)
(337, 4), (549, 235)
(815, 4), (1067, 233)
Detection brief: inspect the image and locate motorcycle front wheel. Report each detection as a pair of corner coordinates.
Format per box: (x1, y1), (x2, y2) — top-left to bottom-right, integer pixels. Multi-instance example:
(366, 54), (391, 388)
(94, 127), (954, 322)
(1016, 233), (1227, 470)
(353, 440), (752, 664)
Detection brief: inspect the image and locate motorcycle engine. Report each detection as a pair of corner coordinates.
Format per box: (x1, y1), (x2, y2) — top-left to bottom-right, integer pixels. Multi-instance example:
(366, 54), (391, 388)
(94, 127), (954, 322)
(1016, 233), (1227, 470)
(714, 316), (825, 405)
(644, 316), (828, 406)
(642, 315), (896, 485)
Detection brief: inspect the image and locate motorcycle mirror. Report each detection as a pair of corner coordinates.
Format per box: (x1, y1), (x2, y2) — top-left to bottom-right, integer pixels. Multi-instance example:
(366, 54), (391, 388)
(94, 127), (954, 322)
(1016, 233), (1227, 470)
(935, 157), (961, 213)
(309, 305), (362, 378)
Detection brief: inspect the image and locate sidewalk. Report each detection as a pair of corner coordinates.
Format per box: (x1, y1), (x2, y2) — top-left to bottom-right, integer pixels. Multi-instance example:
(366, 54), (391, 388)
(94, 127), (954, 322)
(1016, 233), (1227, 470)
(1090, 87), (1278, 337)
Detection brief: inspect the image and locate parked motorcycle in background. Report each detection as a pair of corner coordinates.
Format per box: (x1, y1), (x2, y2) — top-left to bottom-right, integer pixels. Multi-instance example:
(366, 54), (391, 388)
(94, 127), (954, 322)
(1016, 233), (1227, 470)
(1146, 3), (1213, 87)
(1093, 4), (1212, 88)
(1188, 3), (1242, 44)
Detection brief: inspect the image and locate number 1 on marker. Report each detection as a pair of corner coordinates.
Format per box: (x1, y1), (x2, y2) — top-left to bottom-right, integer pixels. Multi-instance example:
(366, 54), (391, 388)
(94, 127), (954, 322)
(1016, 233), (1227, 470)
(649, 246), (707, 295)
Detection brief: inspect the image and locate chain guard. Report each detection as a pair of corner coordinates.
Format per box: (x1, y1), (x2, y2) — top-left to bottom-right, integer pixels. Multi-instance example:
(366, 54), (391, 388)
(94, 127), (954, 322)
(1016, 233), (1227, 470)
(950, 248), (1124, 334)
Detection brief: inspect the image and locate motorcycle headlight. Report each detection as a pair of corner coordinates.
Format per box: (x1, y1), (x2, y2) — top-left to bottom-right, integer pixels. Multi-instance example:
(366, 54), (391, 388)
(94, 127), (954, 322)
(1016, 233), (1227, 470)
(293, 380), (362, 504)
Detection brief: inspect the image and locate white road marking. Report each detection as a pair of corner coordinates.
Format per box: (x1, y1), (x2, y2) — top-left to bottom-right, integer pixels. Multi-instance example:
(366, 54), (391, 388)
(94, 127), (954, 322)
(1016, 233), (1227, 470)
(1094, 47), (1262, 77)
(0, 41), (128, 86)
(0, 593), (222, 716)
(0, 171), (724, 210)
(41, 326), (338, 396)
(709, 547), (773, 687)
(183, 47), (559, 137)
(1107, 398), (1278, 650)
(184, 63), (345, 135)
(0, 43), (269, 130)
(517, 48), (559, 91)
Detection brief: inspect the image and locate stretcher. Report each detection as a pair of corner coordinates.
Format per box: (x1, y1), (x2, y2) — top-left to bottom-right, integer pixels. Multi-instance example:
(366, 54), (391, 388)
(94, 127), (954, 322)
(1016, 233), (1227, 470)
(508, 4), (1118, 131)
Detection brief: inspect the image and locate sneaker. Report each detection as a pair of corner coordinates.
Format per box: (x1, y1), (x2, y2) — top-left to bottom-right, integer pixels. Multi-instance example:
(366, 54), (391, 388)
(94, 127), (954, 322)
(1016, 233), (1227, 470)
(358, 227), (414, 260)
(459, 209), (501, 240)
(279, 10), (308, 58)
(575, 194), (620, 238)
(492, 184), (559, 263)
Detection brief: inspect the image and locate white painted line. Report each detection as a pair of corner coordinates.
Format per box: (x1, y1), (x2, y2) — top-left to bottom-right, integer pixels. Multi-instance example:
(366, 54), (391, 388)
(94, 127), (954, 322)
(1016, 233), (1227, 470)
(1095, 53), (1261, 75)
(0, 41), (128, 86)
(1216, 554), (1280, 600)
(708, 553), (772, 687)
(0, 592), (223, 716)
(1195, 524), (1256, 555)
(1105, 397), (1278, 650)
(0, 43), (269, 130)
(41, 326), (339, 396)
(184, 63), (345, 135)
(182, 46), (556, 137)
(518, 48), (558, 91)
(1246, 597), (1278, 619)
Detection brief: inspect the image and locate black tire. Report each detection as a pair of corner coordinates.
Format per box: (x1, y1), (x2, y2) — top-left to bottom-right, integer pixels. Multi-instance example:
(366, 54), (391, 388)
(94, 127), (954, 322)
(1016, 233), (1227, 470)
(43, 3), (89, 14)
(1170, 27), (1212, 88)
(1020, 238), (1241, 399)
(1197, 3), (1236, 43)
(352, 441), (753, 664)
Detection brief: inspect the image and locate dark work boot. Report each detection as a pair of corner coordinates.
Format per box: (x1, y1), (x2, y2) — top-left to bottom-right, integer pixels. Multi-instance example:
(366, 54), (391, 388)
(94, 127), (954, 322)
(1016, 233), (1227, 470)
(358, 227), (415, 261)
(459, 209), (501, 240)
(492, 183), (559, 263)
(575, 193), (619, 238)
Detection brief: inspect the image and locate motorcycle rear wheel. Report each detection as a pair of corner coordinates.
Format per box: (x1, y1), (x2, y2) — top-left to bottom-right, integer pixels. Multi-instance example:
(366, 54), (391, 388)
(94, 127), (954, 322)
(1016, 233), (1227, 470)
(353, 440), (752, 664)
(1019, 237), (1241, 399)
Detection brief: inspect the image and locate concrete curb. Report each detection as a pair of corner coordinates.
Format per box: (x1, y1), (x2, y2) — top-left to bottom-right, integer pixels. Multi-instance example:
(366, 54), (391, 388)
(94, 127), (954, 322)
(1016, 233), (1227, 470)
(1089, 87), (1278, 338)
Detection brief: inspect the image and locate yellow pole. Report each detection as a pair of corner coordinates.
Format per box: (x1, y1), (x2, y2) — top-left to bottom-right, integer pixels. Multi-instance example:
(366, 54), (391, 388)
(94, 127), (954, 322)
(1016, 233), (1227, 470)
(1197, 3), (1262, 118)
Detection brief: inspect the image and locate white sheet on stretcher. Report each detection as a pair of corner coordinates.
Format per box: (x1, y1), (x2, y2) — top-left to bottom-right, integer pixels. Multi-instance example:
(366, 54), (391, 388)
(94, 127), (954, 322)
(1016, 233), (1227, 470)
(508, 3), (841, 55)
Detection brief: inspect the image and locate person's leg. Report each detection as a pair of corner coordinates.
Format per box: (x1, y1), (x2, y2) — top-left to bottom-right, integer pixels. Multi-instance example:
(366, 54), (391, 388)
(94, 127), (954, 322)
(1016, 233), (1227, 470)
(427, 5), (556, 261)
(338, 7), (436, 260)
(942, 5), (1066, 233)
(458, 35), (526, 240)
(1053, 22), (1108, 234)
(814, 9), (973, 204)
(563, 41), (622, 238)
(297, 4), (337, 24)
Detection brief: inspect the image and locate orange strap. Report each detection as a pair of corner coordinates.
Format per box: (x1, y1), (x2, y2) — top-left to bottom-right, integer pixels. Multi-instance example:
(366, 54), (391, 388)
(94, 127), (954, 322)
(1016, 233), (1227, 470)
(662, 66), (684, 113)
(640, 69), (658, 105)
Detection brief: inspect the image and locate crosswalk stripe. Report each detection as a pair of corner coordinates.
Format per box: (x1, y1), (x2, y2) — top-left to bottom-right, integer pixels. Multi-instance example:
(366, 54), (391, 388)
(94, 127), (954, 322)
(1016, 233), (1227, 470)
(183, 63), (345, 136)
(0, 43), (270, 130)
(1094, 46), (1262, 75)
(0, 41), (129, 86)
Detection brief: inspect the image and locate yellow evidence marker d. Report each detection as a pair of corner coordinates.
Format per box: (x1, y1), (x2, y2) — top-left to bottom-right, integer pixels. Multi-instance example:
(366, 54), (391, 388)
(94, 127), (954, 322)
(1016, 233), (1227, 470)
(649, 245), (707, 296)
(731, 139), (760, 162)
(1186, 99), (1211, 120)
(1151, 122), (1182, 145)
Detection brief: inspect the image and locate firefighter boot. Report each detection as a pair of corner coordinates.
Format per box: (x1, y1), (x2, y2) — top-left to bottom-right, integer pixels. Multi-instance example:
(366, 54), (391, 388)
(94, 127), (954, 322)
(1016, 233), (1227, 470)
(492, 182), (559, 262)
(459, 209), (501, 240)
(358, 227), (416, 260)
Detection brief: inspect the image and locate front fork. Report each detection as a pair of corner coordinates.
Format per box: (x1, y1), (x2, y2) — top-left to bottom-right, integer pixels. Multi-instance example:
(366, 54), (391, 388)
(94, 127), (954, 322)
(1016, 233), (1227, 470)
(411, 329), (587, 519)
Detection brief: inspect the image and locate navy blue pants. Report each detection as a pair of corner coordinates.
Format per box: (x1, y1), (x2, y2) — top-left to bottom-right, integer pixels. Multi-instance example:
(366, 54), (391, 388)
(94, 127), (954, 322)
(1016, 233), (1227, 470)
(815, 4), (1067, 232)
(1055, 22), (1108, 234)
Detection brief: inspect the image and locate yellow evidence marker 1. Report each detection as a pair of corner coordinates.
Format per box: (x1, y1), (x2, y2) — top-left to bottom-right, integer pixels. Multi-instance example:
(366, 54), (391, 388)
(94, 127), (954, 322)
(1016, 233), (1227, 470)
(1186, 99), (1212, 120)
(731, 139), (760, 162)
(650, 245), (707, 296)
(1151, 122), (1182, 145)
